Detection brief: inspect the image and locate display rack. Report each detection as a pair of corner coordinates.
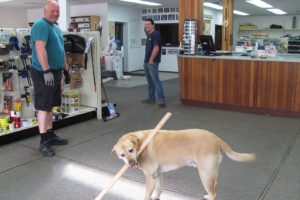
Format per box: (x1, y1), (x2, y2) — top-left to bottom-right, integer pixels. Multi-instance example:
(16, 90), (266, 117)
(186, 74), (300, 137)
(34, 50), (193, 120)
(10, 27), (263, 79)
(239, 28), (300, 32)
(288, 36), (300, 53)
(0, 30), (102, 144)
(69, 16), (100, 32)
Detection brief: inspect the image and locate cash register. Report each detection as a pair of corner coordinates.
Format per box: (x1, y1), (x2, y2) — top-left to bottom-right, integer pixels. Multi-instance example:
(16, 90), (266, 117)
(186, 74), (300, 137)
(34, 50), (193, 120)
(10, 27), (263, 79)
(199, 35), (231, 56)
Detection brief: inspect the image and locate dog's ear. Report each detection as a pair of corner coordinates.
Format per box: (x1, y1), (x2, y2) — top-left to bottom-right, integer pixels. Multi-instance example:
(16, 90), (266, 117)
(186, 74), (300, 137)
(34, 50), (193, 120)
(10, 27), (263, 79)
(111, 145), (116, 154)
(131, 135), (141, 152)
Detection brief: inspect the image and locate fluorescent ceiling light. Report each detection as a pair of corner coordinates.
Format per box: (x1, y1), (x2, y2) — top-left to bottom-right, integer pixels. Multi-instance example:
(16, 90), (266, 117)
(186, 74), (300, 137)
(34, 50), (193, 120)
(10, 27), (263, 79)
(119, 0), (161, 6)
(246, 0), (273, 8)
(204, 2), (223, 10)
(0, 0), (13, 2)
(267, 8), (287, 15)
(234, 10), (250, 16)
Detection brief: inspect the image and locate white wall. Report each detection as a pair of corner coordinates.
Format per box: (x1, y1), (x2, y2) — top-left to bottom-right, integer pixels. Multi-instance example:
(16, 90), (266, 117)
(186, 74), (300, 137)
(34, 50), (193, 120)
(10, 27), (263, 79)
(27, 3), (108, 49)
(0, 7), (27, 28)
(204, 8), (223, 41)
(107, 3), (143, 72)
(233, 15), (300, 46)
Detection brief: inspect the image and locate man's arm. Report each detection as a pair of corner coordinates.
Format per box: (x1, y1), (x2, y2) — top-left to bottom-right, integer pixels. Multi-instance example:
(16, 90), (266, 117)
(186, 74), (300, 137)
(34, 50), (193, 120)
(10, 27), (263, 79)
(35, 40), (50, 71)
(149, 44), (159, 64)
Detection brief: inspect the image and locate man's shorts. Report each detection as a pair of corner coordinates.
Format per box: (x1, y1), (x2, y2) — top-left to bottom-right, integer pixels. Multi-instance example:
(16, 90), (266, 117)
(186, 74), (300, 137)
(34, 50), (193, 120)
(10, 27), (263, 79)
(30, 68), (62, 112)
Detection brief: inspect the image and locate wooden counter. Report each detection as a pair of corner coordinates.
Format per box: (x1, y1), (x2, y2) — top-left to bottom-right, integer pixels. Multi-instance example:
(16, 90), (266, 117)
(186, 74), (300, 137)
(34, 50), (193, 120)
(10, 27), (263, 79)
(177, 55), (300, 117)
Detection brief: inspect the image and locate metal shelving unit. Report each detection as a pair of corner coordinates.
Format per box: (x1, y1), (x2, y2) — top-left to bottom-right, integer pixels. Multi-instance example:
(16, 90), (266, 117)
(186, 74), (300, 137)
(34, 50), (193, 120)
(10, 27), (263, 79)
(0, 31), (102, 145)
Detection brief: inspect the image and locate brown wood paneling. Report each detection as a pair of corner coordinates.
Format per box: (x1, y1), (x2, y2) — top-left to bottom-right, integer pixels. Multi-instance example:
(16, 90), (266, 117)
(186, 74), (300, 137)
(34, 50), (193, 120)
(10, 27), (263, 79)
(178, 0), (203, 43)
(178, 56), (300, 117)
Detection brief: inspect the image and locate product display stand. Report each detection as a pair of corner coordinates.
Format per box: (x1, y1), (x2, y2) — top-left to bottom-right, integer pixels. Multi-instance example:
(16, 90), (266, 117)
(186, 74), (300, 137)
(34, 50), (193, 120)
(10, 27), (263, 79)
(0, 30), (102, 145)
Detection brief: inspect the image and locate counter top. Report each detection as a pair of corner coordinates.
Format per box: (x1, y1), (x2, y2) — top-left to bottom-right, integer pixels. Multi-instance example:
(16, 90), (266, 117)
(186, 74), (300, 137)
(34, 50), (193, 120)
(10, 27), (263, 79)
(178, 53), (300, 63)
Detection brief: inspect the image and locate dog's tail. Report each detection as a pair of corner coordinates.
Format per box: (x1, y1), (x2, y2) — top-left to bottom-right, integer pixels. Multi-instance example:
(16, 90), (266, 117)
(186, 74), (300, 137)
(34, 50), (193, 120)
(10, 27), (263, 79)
(219, 138), (256, 162)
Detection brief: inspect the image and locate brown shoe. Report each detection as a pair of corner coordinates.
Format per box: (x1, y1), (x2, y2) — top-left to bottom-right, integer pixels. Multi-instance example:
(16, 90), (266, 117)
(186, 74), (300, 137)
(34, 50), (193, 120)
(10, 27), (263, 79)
(157, 100), (166, 108)
(141, 99), (156, 104)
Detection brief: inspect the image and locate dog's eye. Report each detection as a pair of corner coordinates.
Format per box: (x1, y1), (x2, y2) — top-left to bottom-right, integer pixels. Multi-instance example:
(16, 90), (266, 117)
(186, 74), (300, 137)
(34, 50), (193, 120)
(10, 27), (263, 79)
(120, 154), (125, 157)
(128, 149), (134, 153)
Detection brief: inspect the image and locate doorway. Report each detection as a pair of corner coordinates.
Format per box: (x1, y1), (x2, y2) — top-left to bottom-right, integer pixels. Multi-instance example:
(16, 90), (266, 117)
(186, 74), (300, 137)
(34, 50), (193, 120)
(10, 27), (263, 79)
(114, 22), (128, 73)
(215, 24), (222, 50)
(115, 22), (123, 46)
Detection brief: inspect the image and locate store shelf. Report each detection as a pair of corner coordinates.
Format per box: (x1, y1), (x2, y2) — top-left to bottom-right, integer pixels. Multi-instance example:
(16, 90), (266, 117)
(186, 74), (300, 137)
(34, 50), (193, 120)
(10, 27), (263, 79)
(69, 15), (100, 32)
(0, 106), (97, 145)
(1, 31), (102, 145)
(239, 28), (300, 32)
(0, 106), (96, 137)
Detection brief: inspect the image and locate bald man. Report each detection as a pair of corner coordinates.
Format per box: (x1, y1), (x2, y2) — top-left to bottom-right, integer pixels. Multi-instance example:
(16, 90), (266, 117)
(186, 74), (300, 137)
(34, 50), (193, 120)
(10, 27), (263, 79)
(31, 0), (69, 157)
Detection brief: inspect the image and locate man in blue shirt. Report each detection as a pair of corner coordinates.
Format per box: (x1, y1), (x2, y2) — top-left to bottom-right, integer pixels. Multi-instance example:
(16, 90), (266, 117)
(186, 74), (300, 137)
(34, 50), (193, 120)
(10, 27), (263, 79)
(31, 0), (68, 156)
(142, 18), (166, 107)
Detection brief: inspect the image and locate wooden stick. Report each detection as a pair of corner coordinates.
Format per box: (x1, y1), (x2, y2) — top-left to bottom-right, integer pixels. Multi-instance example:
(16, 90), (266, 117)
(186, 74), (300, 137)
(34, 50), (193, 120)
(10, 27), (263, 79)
(94, 112), (172, 200)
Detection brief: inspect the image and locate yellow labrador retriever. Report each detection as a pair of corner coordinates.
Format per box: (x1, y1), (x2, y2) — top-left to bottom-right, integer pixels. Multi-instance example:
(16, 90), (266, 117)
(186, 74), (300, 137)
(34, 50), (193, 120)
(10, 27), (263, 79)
(112, 129), (256, 200)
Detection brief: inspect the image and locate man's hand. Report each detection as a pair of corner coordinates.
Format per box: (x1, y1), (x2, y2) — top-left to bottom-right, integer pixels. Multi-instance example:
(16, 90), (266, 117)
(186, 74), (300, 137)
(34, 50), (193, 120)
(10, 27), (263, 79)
(43, 70), (54, 86)
(63, 68), (70, 84)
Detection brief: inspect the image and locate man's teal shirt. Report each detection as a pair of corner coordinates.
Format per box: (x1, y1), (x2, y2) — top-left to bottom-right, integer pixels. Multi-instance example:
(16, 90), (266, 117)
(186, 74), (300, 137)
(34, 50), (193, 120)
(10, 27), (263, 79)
(31, 18), (65, 71)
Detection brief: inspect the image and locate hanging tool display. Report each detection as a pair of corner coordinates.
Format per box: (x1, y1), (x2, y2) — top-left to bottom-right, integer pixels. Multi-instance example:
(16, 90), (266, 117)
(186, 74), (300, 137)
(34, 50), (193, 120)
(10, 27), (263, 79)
(86, 37), (96, 92)
(2, 96), (13, 115)
(18, 53), (32, 86)
(22, 35), (31, 55)
(9, 36), (20, 51)
(0, 60), (8, 71)
(7, 59), (17, 70)
(21, 86), (31, 107)
(3, 72), (14, 91)
(17, 34), (32, 86)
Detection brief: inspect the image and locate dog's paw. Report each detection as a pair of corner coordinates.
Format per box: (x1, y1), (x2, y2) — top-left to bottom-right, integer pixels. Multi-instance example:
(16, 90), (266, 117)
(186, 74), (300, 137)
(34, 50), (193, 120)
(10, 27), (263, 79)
(203, 194), (209, 200)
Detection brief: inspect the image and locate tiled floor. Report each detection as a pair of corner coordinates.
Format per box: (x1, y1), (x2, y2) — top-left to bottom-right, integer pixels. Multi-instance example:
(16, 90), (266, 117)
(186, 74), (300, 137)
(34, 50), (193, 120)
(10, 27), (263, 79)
(0, 74), (300, 200)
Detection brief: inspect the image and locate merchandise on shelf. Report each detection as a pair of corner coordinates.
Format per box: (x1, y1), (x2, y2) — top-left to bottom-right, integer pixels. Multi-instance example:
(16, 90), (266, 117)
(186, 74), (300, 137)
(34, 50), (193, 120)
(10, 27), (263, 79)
(69, 16), (100, 32)
(183, 19), (197, 55)
(1, 29), (101, 138)
(0, 116), (9, 131)
(0, 43), (10, 55)
(288, 36), (300, 53)
(3, 72), (14, 91)
(239, 24), (257, 31)
(62, 92), (80, 113)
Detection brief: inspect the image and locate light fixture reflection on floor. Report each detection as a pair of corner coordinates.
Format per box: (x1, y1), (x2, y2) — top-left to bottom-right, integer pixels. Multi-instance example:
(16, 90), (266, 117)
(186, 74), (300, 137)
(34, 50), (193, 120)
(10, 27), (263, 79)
(63, 163), (198, 200)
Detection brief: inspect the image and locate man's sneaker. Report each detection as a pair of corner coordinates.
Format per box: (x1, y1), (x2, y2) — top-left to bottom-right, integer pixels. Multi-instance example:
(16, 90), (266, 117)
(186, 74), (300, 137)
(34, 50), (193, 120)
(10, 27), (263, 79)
(141, 99), (156, 104)
(39, 140), (55, 157)
(157, 100), (166, 108)
(47, 132), (68, 146)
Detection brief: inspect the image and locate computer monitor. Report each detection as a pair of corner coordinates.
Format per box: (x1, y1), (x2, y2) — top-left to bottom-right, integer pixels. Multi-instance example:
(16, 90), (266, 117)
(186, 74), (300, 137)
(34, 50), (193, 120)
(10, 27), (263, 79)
(199, 35), (216, 55)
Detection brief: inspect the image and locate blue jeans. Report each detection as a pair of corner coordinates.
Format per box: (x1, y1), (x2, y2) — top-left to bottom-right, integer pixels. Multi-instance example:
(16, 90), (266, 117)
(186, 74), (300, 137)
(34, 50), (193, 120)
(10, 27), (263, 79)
(143, 62), (165, 101)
